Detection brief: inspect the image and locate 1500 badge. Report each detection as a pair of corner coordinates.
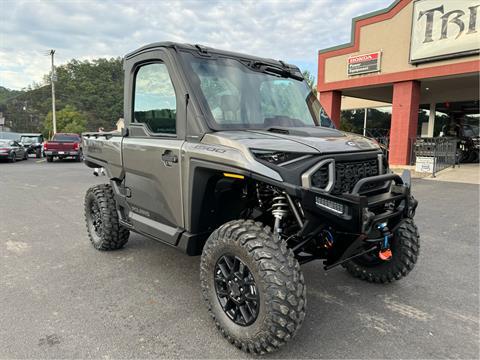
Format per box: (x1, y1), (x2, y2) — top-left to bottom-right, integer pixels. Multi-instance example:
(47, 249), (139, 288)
(194, 144), (227, 153)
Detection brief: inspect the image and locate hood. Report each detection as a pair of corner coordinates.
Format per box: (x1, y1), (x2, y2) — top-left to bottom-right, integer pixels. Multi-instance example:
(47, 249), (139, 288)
(203, 127), (380, 154)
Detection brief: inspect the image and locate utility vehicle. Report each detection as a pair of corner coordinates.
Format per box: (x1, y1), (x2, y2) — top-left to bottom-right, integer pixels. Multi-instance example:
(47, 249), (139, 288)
(20, 133), (44, 158)
(82, 42), (419, 354)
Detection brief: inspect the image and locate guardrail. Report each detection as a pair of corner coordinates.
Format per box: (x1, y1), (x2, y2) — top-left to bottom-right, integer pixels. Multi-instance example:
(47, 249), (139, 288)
(414, 137), (458, 177)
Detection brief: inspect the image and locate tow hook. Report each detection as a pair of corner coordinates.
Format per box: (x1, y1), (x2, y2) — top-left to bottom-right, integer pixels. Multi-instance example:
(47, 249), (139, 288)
(377, 223), (392, 261)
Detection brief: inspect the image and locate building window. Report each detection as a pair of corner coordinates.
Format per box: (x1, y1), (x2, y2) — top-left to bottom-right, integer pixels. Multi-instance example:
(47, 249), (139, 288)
(133, 63), (176, 134)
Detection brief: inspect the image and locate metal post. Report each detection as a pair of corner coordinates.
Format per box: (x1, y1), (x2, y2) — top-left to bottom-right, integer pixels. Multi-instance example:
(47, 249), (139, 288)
(363, 108), (368, 136)
(427, 103), (435, 137)
(49, 50), (57, 135)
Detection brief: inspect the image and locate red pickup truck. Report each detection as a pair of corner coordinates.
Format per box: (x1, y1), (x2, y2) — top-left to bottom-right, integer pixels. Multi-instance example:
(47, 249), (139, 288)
(44, 133), (83, 162)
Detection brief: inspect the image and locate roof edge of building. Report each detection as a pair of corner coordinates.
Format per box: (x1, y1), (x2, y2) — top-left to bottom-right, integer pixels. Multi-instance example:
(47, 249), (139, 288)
(318, 0), (403, 55)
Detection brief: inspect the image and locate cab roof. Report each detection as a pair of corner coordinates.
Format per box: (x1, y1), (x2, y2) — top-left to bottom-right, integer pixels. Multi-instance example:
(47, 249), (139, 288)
(125, 41), (299, 71)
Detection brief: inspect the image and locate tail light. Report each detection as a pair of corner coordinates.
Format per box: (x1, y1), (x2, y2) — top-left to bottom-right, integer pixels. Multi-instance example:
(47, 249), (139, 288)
(43, 142), (48, 150)
(73, 142), (79, 150)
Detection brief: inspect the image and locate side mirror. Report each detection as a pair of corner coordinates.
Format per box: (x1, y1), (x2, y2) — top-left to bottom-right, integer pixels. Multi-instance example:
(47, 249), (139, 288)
(121, 127), (129, 137)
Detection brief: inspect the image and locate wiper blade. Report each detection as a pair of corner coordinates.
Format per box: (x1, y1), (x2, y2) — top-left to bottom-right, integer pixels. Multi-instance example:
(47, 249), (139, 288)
(249, 61), (304, 81)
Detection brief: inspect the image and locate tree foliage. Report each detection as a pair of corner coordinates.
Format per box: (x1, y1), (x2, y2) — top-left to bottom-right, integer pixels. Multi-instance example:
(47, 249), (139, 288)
(0, 86), (22, 106)
(1, 58), (123, 136)
(51, 58), (123, 131)
(43, 105), (87, 137)
(340, 108), (392, 134)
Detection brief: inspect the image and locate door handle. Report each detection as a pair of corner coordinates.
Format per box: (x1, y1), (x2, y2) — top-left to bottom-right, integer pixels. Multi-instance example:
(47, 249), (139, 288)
(161, 150), (178, 165)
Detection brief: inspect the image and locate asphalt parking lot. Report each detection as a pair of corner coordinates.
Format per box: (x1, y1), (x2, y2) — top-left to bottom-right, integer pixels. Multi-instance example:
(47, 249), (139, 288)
(0, 159), (478, 359)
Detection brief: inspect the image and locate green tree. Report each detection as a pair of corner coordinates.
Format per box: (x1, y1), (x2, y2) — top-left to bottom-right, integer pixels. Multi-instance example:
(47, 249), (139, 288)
(43, 105), (87, 138)
(302, 70), (317, 97)
(48, 57), (123, 131)
(2, 57), (123, 133)
(340, 109), (364, 133)
(0, 86), (23, 106)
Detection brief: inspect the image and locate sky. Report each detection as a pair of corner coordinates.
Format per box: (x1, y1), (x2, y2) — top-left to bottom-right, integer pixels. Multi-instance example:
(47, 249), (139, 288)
(0, 0), (393, 90)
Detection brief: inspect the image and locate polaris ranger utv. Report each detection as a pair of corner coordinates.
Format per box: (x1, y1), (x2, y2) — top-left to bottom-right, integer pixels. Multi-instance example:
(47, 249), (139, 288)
(82, 42), (419, 354)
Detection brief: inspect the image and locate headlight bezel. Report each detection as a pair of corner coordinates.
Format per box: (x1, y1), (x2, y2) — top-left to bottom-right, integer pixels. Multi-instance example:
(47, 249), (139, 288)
(251, 149), (311, 166)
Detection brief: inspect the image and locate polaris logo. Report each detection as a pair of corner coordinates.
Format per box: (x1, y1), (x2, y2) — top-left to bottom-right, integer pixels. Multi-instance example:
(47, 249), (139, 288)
(131, 206), (151, 218)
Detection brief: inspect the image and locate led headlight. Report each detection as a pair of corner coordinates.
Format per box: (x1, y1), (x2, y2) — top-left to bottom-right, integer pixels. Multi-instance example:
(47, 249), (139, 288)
(315, 196), (344, 214)
(251, 149), (308, 166)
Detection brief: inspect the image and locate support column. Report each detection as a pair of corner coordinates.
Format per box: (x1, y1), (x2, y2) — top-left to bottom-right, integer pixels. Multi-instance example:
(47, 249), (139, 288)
(319, 90), (342, 128)
(427, 103), (435, 137)
(389, 81), (421, 165)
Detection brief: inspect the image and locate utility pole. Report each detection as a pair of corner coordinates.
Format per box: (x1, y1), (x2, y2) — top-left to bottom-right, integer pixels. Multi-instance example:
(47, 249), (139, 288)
(48, 50), (57, 135)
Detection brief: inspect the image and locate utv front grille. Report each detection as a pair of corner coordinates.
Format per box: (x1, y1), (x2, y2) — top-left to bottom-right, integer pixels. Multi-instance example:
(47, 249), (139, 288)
(303, 155), (383, 195)
(332, 159), (379, 194)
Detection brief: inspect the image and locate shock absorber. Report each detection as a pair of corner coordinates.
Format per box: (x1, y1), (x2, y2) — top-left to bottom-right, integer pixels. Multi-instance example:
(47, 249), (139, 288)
(271, 194), (289, 240)
(377, 222), (393, 261)
(256, 183), (273, 208)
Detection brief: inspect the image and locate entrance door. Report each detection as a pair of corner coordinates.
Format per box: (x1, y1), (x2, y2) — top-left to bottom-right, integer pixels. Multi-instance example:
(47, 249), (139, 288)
(123, 61), (184, 244)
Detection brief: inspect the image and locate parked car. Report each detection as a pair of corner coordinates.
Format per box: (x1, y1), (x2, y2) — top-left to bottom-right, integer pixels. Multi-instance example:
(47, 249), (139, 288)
(20, 133), (44, 158)
(82, 42), (420, 354)
(44, 133), (83, 162)
(0, 139), (28, 162)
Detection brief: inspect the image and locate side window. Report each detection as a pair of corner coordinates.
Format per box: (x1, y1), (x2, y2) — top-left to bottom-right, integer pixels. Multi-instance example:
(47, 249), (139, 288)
(133, 63), (176, 134)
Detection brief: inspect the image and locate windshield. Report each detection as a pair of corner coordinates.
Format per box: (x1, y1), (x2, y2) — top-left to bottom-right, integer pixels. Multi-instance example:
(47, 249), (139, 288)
(20, 136), (39, 144)
(52, 134), (80, 142)
(180, 52), (334, 130)
(464, 125), (479, 137)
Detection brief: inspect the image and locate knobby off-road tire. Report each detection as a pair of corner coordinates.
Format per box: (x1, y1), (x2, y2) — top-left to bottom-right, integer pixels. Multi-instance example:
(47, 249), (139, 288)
(84, 184), (129, 250)
(344, 219), (420, 283)
(200, 220), (306, 354)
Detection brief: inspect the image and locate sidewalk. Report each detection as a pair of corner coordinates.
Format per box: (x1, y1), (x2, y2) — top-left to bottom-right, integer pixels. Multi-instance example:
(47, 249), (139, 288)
(423, 163), (480, 185)
(391, 164), (480, 185)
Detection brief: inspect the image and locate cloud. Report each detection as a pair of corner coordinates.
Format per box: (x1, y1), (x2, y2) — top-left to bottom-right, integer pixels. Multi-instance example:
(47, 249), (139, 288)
(0, 0), (392, 90)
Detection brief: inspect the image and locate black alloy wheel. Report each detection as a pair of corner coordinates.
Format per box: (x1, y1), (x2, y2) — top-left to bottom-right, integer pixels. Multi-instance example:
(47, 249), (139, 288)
(84, 184), (129, 251)
(214, 254), (259, 326)
(200, 219), (306, 354)
(88, 199), (103, 239)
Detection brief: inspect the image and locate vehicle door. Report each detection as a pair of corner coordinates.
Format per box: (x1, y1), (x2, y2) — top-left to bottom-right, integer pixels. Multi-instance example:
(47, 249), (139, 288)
(12, 141), (24, 159)
(122, 52), (185, 245)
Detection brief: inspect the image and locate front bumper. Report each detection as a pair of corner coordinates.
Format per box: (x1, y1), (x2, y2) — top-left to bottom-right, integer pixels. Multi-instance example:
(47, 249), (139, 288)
(300, 171), (417, 234)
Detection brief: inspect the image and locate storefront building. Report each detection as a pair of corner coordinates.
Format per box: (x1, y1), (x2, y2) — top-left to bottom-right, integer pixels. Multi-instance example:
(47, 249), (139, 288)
(317, 0), (480, 165)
